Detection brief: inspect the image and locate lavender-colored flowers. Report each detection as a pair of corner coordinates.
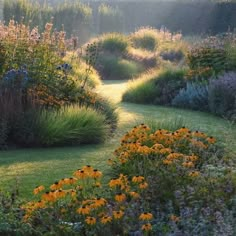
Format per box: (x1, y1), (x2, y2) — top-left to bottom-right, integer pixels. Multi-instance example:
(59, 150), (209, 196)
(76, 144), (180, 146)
(209, 72), (236, 118)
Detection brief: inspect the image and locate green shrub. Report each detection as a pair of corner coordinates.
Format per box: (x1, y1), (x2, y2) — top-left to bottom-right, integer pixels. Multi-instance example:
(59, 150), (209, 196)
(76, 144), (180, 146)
(98, 55), (143, 80)
(101, 33), (129, 54)
(122, 70), (157, 103)
(208, 72), (236, 120)
(37, 106), (109, 146)
(130, 27), (159, 51)
(98, 4), (124, 34)
(123, 67), (187, 105)
(172, 82), (209, 111)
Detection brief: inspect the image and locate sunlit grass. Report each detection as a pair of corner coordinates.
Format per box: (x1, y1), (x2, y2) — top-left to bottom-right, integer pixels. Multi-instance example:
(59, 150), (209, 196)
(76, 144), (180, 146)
(0, 80), (235, 199)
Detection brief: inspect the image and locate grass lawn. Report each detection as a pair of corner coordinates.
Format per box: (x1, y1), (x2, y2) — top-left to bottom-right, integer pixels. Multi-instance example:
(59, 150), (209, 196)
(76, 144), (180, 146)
(0, 80), (235, 199)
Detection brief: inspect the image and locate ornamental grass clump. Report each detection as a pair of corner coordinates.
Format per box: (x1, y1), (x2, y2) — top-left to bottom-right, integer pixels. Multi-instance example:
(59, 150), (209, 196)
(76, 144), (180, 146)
(22, 165), (153, 235)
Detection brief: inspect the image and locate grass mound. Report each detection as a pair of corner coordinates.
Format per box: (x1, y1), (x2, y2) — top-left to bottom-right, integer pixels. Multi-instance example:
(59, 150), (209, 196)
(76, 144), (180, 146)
(130, 27), (160, 51)
(123, 67), (187, 104)
(98, 55), (143, 80)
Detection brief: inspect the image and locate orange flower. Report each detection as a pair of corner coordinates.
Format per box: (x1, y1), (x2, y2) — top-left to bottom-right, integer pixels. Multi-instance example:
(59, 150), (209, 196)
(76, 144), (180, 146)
(50, 182), (61, 190)
(206, 136), (216, 144)
(141, 223), (152, 231)
(115, 193), (126, 202)
(139, 212), (153, 220)
(100, 216), (112, 224)
(113, 210), (124, 219)
(109, 178), (122, 188)
(33, 185), (45, 195)
(74, 170), (87, 179)
(91, 169), (102, 179)
(91, 198), (107, 208)
(132, 176), (145, 183)
(82, 165), (94, 174)
(77, 206), (90, 215)
(139, 182), (148, 189)
(85, 216), (96, 225)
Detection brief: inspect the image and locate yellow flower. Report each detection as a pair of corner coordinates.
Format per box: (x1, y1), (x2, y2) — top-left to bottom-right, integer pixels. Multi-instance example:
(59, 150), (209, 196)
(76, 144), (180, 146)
(42, 191), (55, 202)
(33, 185), (45, 195)
(91, 198), (107, 208)
(100, 216), (112, 224)
(109, 178), (122, 188)
(166, 152), (183, 160)
(73, 169), (87, 179)
(163, 159), (173, 165)
(69, 177), (77, 185)
(159, 148), (172, 155)
(141, 223), (152, 231)
(85, 216), (96, 225)
(139, 212), (153, 221)
(50, 182), (61, 190)
(115, 193), (126, 202)
(77, 206), (90, 215)
(132, 176), (145, 183)
(113, 210), (124, 219)
(55, 189), (66, 199)
(91, 169), (102, 179)
(82, 165), (94, 174)
(139, 182), (148, 189)
(206, 136), (216, 144)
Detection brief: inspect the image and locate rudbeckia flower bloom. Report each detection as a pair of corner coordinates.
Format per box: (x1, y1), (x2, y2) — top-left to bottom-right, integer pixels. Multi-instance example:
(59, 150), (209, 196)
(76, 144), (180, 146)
(115, 193), (126, 202)
(141, 223), (152, 231)
(74, 170), (87, 179)
(100, 216), (112, 224)
(77, 206), (90, 215)
(132, 176), (145, 183)
(85, 216), (96, 225)
(113, 210), (124, 219)
(82, 165), (94, 174)
(139, 182), (148, 189)
(109, 178), (122, 188)
(33, 185), (45, 195)
(139, 212), (153, 220)
(92, 198), (107, 208)
(91, 169), (102, 178)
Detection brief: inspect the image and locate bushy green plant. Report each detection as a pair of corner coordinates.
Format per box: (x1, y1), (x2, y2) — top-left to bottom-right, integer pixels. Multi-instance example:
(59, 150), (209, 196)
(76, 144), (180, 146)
(98, 55), (143, 80)
(130, 27), (160, 51)
(123, 67), (187, 105)
(38, 106), (109, 146)
(12, 106), (108, 147)
(122, 71), (157, 103)
(172, 82), (209, 111)
(101, 33), (129, 54)
(208, 72), (236, 119)
(187, 34), (236, 76)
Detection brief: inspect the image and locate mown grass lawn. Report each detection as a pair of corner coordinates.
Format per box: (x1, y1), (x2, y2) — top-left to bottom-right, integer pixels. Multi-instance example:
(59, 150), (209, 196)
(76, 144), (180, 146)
(0, 80), (235, 199)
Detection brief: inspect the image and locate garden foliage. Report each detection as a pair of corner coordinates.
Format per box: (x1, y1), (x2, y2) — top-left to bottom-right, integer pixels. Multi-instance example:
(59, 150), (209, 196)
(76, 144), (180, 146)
(172, 82), (209, 111)
(1, 124), (234, 235)
(0, 21), (117, 148)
